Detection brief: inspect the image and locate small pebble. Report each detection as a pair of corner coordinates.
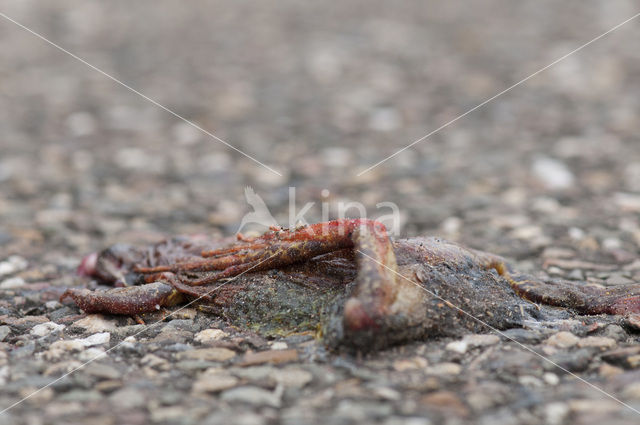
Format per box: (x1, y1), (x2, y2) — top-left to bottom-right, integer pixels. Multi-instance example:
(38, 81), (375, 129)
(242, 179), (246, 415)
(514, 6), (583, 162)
(270, 341), (288, 350)
(231, 366), (273, 382)
(577, 336), (616, 349)
(45, 340), (86, 360)
(238, 349), (298, 366)
(0, 326), (10, 342)
(194, 328), (228, 344)
(78, 347), (107, 362)
(140, 353), (170, 370)
(567, 269), (584, 280)
(109, 387), (146, 409)
(445, 340), (468, 354)
(0, 277), (26, 289)
(393, 356), (428, 371)
(602, 324), (627, 341)
(614, 193), (640, 213)
(440, 217), (462, 235)
(463, 334), (500, 347)
(568, 227), (585, 241)
(192, 370), (239, 393)
(420, 391), (468, 416)
(77, 332), (111, 347)
(0, 366), (8, 386)
(544, 402), (570, 425)
(518, 375), (543, 387)
(605, 273), (634, 285)
(30, 322), (65, 337)
(371, 386), (401, 401)
(72, 315), (117, 333)
(598, 363), (623, 378)
(425, 362), (462, 375)
(542, 372), (559, 385)
(58, 389), (102, 403)
(272, 367), (313, 388)
(546, 266), (565, 276)
(220, 385), (283, 408)
(541, 247), (575, 259)
(44, 300), (62, 310)
(83, 362), (121, 380)
(546, 332), (579, 348)
(0, 255), (28, 276)
(177, 347), (237, 362)
(532, 157), (575, 190)
(602, 237), (622, 250)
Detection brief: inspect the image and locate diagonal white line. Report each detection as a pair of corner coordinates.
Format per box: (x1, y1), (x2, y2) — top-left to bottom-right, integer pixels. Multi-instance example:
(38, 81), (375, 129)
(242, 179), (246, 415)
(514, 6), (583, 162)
(357, 11), (640, 176)
(0, 252), (279, 416)
(356, 249), (640, 416)
(0, 11), (282, 177)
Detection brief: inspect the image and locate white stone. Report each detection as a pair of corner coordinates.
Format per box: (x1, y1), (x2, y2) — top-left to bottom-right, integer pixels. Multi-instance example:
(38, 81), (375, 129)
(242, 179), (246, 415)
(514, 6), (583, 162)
(518, 375), (543, 387)
(543, 373), (560, 386)
(73, 315), (117, 333)
(30, 322), (65, 337)
(568, 227), (585, 241)
(270, 341), (288, 350)
(0, 277), (26, 288)
(532, 157), (575, 190)
(602, 237), (622, 250)
(0, 255), (28, 276)
(45, 301), (62, 310)
(440, 217), (462, 235)
(77, 332), (111, 347)
(545, 402), (570, 425)
(445, 340), (468, 354)
(194, 328), (228, 344)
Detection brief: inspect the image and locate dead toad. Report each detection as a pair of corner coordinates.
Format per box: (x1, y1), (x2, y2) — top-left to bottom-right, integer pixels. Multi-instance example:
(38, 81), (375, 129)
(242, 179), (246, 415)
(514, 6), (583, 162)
(61, 219), (640, 351)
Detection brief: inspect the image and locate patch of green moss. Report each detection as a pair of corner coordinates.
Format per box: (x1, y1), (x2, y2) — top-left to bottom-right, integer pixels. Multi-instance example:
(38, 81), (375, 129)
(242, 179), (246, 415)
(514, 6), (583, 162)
(224, 276), (344, 337)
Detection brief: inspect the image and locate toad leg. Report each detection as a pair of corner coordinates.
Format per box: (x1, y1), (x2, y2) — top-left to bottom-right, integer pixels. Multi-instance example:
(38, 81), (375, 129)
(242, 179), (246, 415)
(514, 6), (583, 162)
(60, 281), (184, 315)
(468, 247), (640, 315)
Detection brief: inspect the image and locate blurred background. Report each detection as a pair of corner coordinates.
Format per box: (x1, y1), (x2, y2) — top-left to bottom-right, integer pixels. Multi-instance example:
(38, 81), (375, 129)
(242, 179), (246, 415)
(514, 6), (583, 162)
(1, 0), (639, 266)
